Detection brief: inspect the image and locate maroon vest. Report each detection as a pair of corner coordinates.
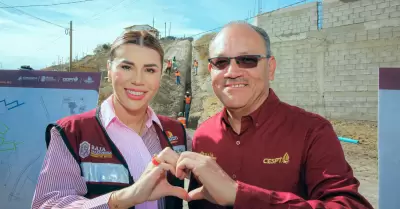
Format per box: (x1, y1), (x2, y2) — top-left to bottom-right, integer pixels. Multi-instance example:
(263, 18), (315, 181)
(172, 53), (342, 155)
(45, 107), (187, 209)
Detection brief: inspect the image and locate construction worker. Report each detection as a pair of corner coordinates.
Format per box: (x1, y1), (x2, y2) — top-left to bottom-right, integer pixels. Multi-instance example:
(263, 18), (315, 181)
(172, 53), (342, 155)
(174, 68), (181, 85)
(193, 59), (198, 75)
(184, 91), (191, 123)
(177, 112), (186, 128)
(172, 56), (177, 69)
(165, 59), (172, 75)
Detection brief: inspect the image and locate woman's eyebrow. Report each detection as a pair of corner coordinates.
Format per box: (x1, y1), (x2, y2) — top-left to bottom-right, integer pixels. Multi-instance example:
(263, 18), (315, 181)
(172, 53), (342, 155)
(144, 63), (159, 68)
(121, 60), (135, 66)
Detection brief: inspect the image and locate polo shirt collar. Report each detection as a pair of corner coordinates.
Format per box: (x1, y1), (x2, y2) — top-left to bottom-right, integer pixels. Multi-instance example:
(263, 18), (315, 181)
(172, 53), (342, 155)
(100, 95), (162, 130)
(220, 88), (281, 127)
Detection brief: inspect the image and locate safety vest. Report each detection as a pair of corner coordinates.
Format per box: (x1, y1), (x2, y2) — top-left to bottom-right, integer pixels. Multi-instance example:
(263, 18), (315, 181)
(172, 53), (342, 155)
(45, 107), (187, 209)
(177, 117), (186, 128)
(185, 96), (191, 104)
(175, 71), (180, 77)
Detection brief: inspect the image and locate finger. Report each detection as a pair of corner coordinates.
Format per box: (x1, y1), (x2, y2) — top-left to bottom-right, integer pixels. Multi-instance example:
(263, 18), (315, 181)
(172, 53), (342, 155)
(165, 185), (190, 201)
(151, 162), (176, 177)
(176, 158), (197, 179)
(158, 147), (179, 168)
(187, 186), (204, 201)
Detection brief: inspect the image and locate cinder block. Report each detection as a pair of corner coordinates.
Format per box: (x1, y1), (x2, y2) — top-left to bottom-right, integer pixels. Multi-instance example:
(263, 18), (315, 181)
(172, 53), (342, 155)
(354, 7), (365, 13)
(356, 35), (368, 41)
(377, 2), (390, 9)
(360, 11), (372, 17)
(357, 86), (368, 91)
(361, 0), (374, 7)
(377, 13), (389, 20)
(390, 11), (400, 18)
(354, 17), (366, 23)
(390, 1), (400, 7)
(372, 9), (384, 16)
(350, 1), (362, 8)
(365, 15), (377, 21)
(365, 4), (377, 11)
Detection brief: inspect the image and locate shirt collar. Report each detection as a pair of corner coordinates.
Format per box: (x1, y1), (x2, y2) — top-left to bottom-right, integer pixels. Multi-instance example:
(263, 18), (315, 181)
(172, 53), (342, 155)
(100, 95), (163, 130)
(220, 88), (280, 127)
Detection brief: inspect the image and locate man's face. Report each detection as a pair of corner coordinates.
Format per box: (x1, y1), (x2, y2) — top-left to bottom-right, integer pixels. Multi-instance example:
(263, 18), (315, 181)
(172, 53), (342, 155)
(208, 24), (276, 110)
(107, 44), (162, 112)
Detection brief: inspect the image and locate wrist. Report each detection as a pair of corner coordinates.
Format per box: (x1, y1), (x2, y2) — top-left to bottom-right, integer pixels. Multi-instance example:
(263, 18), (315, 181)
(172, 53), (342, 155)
(229, 181), (238, 206)
(108, 187), (139, 208)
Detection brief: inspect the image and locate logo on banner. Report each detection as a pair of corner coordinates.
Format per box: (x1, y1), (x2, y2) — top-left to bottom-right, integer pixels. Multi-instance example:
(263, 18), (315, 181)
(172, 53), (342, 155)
(79, 141), (91, 158)
(40, 76), (58, 83)
(17, 76), (38, 81)
(62, 76), (79, 83)
(83, 76), (94, 84)
(165, 131), (178, 144)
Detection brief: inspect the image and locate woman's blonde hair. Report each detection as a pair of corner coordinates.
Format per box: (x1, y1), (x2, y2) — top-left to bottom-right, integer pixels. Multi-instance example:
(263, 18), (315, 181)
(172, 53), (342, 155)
(109, 30), (164, 64)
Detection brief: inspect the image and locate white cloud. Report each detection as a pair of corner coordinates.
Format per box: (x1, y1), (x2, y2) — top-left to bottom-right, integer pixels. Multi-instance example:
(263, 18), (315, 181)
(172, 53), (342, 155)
(0, 0), (203, 69)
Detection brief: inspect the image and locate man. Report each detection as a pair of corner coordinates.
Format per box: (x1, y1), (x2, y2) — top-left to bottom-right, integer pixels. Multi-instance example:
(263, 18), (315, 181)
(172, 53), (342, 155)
(175, 21), (373, 208)
(193, 59), (198, 75)
(165, 59), (172, 75)
(184, 91), (191, 123)
(175, 68), (181, 85)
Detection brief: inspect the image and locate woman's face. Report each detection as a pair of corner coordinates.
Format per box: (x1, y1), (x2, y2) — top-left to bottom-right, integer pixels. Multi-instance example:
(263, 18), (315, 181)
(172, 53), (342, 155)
(107, 43), (162, 113)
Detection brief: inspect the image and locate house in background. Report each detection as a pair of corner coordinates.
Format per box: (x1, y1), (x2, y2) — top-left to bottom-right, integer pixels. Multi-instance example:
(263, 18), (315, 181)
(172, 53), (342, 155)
(124, 24), (160, 39)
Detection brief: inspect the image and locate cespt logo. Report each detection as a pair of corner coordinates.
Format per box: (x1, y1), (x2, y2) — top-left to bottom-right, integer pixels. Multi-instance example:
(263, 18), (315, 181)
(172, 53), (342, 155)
(165, 131), (178, 144)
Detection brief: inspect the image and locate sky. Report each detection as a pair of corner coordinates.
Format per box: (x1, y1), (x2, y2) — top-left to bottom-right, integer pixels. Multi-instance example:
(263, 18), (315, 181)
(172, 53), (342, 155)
(0, 0), (310, 70)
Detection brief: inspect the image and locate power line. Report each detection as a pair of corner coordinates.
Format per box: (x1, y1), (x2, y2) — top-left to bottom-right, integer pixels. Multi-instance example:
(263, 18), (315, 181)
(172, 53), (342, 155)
(0, 0), (96, 8)
(0, 1), (68, 29)
(187, 0), (307, 39)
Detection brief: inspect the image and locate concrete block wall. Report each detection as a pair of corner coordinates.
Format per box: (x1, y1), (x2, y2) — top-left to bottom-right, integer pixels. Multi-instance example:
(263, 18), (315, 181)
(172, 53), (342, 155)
(255, 2), (318, 36)
(255, 0), (400, 121)
(323, 0), (400, 29)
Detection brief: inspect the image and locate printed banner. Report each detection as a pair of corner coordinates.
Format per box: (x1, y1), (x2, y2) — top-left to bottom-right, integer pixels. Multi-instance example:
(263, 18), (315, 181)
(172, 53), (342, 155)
(378, 67), (400, 209)
(0, 70), (101, 209)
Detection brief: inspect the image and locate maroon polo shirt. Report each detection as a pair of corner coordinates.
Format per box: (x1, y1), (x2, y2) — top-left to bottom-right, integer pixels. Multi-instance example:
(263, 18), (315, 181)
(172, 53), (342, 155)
(188, 89), (373, 209)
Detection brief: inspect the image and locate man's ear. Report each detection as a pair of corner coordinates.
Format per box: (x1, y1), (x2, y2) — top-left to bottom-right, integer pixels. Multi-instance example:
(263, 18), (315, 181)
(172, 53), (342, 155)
(268, 56), (277, 81)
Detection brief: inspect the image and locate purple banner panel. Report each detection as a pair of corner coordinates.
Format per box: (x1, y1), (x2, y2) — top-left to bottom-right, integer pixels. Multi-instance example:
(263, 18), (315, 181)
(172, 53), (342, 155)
(0, 70), (101, 92)
(379, 68), (400, 90)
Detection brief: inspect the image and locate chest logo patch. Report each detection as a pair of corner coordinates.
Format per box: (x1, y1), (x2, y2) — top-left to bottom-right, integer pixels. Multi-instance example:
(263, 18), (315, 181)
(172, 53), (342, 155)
(79, 141), (90, 159)
(263, 152), (290, 164)
(90, 145), (112, 158)
(165, 131), (178, 145)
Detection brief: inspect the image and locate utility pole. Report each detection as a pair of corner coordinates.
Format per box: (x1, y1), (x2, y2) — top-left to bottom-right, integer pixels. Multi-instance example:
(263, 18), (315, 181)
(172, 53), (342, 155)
(169, 22), (171, 36)
(152, 17), (155, 28)
(69, 21), (73, 72)
(164, 22), (166, 37)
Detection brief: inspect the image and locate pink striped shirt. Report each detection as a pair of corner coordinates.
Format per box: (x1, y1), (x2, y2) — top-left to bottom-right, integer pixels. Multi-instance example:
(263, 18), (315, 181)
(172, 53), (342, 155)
(31, 96), (179, 209)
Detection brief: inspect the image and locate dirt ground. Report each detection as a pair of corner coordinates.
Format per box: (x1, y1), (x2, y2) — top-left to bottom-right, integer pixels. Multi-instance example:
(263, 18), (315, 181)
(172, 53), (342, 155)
(183, 120), (378, 209)
(331, 120), (378, 208)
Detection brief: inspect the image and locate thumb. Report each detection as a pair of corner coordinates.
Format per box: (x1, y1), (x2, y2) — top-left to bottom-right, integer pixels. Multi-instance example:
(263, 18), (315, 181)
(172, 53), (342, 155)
(188, 186), (204, 201)
(166, 185), (189, 201)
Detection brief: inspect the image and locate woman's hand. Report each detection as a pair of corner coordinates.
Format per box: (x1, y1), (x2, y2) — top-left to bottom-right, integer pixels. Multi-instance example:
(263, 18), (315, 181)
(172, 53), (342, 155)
(110, 147), (188, 208)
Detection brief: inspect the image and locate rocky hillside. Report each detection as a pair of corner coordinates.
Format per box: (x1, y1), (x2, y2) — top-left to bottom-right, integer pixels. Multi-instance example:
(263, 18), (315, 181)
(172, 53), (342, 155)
(189, 33), (224, 127)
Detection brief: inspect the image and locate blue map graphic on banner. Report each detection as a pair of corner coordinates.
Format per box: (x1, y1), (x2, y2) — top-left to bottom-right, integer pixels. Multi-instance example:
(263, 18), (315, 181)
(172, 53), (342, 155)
(0, 70), (101, 209)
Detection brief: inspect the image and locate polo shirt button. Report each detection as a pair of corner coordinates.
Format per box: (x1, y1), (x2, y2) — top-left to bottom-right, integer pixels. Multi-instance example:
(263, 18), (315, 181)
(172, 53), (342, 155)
(236, 141), (240, 145)
(232, 174), (236, 179)
(256, 123), (259, 126)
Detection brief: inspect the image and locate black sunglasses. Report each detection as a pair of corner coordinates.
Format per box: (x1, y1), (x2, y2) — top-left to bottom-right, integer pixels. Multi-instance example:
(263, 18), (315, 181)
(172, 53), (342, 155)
(208, 55), (270, 70)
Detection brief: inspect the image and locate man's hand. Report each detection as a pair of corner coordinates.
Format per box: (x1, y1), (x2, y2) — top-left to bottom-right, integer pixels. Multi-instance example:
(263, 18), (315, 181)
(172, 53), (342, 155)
(175, 151), (238, 206)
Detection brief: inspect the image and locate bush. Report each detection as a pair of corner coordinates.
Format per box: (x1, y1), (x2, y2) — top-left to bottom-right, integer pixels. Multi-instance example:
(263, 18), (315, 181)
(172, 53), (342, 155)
(93, 43), (111, 54)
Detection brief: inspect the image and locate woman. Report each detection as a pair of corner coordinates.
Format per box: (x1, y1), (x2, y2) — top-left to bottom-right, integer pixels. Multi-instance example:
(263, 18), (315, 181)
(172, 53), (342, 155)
(31, 30), (189, 209)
